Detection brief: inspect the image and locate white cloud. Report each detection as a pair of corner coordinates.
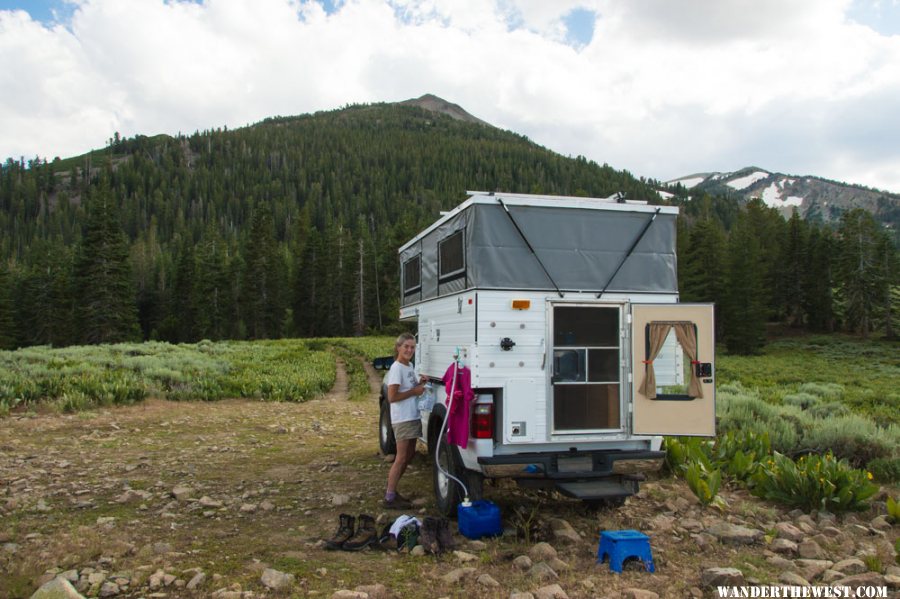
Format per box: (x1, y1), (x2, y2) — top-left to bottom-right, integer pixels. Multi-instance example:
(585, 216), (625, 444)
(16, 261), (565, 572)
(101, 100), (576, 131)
(1, 0), (899, 192)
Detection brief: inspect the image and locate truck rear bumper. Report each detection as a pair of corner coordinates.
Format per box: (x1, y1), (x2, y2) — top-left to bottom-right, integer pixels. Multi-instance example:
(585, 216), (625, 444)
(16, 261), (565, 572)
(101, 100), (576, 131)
(477, 449), (664, 480)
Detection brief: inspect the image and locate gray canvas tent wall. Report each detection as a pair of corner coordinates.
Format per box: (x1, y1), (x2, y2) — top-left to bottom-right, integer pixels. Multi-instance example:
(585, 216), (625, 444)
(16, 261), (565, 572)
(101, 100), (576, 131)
(399, 192), (679, 307)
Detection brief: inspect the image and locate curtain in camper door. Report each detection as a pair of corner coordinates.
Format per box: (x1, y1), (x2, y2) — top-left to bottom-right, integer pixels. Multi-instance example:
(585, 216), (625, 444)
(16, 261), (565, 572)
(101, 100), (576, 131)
(638, 321), (703, 400)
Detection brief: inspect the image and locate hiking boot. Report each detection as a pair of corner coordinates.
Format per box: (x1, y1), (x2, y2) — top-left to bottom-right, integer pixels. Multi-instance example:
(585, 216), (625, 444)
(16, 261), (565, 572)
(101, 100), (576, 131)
(376, 524), (397, 551)
(343, 514), (377, 551)
(382, 493), (412, 510)
(325, 513), (355, 550)
(436, 517), (455, 551)
(419, 516), (440, 554)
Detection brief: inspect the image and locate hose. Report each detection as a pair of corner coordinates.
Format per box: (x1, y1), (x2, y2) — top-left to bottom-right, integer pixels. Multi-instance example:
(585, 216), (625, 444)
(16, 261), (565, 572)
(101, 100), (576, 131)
(433, 353), (470, 505)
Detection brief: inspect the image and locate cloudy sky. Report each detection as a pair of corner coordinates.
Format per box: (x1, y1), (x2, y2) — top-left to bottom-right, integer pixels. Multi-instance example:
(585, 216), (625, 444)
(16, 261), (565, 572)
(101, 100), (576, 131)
(2, 0), (900, 192)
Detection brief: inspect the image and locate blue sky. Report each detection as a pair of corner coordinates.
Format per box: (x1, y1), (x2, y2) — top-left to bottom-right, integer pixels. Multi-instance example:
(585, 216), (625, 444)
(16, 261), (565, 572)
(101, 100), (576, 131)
(2, 0), (900, 192)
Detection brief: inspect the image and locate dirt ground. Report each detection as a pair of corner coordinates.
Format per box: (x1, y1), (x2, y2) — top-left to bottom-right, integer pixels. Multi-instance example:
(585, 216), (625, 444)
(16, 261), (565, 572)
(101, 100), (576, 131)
(1, 360), (897, 599)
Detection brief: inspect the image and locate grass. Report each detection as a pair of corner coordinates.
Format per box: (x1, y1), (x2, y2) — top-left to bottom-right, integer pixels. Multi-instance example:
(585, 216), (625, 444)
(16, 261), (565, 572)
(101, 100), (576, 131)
(717, 334), (899, 425)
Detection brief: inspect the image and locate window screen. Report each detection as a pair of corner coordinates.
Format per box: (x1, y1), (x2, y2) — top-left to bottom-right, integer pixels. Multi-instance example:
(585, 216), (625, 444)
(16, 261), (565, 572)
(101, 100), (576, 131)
(438, 230), (465, 281)
(403, 255), (421, 295)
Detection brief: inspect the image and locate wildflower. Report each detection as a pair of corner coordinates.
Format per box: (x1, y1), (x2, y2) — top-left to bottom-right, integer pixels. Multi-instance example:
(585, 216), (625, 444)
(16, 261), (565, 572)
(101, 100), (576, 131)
(866, 471), (873, 480)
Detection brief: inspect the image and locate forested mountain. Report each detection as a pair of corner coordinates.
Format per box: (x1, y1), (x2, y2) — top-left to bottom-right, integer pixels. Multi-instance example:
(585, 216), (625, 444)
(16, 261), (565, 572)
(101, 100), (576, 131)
(0, 98), (896, 353)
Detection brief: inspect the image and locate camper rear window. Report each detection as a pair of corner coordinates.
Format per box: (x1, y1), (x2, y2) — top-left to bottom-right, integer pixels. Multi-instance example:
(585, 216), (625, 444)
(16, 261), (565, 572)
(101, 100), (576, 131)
(438, 231), (465, 282)
(403, 255), (421, 295)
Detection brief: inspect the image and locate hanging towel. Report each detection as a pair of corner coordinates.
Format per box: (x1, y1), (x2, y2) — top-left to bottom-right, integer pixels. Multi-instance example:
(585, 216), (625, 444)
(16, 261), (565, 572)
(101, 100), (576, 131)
(442, 364), (474, 448)
(388, 514), (422, 537)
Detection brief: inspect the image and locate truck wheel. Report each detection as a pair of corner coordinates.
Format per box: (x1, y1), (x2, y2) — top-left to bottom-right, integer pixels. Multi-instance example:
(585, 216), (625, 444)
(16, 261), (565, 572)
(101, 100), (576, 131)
(433, 431), (464, 517)
(379, 400), (396, 456)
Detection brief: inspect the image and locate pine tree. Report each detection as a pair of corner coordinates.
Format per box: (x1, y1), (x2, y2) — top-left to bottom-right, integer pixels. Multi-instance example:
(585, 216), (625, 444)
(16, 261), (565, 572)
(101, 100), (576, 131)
(73, 182), (140, 344)
(802, 227), (835, 333)
(780, 212), (809, 327)
(836, 209), (886, 338)
(679, 219), (727, 339)
(0, 262), (16, 349)
(240, 204), (285, 339)
(722, 209), (767, 354)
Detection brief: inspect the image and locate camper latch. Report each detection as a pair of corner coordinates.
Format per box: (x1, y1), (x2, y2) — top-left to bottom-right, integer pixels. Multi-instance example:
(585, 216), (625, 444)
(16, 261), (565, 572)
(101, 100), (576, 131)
(500, 337), (516, 351)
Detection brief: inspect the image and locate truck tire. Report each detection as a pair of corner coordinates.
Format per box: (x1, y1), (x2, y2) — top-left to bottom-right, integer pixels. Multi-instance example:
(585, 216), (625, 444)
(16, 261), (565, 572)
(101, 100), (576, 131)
(433, 429), (465, 517)
(379, 400), (396, 456)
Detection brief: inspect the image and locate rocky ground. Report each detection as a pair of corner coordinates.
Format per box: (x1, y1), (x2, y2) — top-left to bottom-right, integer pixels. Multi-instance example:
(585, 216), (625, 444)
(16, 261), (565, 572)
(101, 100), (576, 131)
(1, 360), (898, 599)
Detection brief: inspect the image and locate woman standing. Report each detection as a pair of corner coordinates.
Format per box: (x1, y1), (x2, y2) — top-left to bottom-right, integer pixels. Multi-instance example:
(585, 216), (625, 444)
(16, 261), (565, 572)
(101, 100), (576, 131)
(384, 332), (426, 509)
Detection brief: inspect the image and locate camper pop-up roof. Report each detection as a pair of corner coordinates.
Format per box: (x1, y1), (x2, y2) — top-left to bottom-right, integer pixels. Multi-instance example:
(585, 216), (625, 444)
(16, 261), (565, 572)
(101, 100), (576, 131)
(398, 191), (679, 306)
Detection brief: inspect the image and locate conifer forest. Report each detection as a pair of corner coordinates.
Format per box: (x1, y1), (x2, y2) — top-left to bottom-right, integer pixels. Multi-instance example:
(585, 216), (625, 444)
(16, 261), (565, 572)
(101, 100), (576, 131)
(0, 103), (896, 355)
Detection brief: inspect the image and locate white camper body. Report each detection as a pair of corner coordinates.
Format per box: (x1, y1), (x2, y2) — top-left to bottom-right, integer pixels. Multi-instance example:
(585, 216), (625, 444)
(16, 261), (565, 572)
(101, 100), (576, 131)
(380, 192), (716, 514)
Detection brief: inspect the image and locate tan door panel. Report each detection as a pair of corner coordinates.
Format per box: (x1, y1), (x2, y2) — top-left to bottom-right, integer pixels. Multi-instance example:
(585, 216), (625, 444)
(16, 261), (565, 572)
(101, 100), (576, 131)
(632, 304), (715, 436)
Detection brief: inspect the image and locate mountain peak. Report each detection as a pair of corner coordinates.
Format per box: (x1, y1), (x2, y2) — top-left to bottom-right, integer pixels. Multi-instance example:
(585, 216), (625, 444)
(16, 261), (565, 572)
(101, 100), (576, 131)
(398, 94), (490, 126)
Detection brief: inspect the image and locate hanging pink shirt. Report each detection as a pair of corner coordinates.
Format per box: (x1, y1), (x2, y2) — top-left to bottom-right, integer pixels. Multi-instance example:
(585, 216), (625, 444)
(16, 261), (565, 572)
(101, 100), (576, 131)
(442, 364), (474, 448)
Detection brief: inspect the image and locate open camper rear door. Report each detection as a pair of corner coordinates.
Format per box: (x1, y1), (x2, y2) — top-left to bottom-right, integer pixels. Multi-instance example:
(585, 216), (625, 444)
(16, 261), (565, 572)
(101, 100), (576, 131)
(631, 304), (715, 436)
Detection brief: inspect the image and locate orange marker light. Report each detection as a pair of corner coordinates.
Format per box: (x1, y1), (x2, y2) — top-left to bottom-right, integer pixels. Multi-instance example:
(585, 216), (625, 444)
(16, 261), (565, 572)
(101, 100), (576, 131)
(511, 300), (531, 310)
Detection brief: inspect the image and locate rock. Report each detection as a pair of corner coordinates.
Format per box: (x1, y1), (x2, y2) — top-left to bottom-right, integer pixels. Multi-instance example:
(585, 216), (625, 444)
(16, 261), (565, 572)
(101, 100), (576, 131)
(870, 515), (892, 531)
(2, 542), (18, 554)
(700, 568), (745, 588)
(774, 522), (804, 542)
(441, 567), (476, 584)
(548, 519), (580, 544)
(529, 542), (558, 561)
(798, 540), (827, 560)
(834, 572), (885, 587)
(96, 517), (115, 529)
(547, 557), (570, 572)
(260, 500), (275, 511)
(87, 572), (107, 586)
(779, 572), (810, 586)
(477, 573), (500, 587)
(239, 503), (257, 513)
(796, 514), (816, 528)
(186, 572), (206, 590)
(887, 566), (900, 578)
(199, 496), (223, 508)
(115, 489), (151, 504)
(510, 594), (535, 599)
(534, 584), (569, 599)
(171, 485), (194, 501)
(467, 540), (487, 551)
(98, 582), (119, 597)
(691, 532), (717, 549)
(29, 577), (86, 599)
(152, 542), (172, 555)
(622, 590), (659, 599)
(679, 518), (704, 533)
(331, 494), (351, 506)
(794, 559), (832, 581)
(650, 514), (676, 532)
(331, 592), (367, 599)
(885, 574), (900, 589)
(260, 568), (294, 591)
(513, 555), (533, 570)
(409, 545), (425, 556)
(453, 550), (478, 563)
(832, 558), (867, 575)
(765, 556), (797, 571)
(529, 562), (559, 581)
(820, 570), (844, 583)
(706, 522), (764, 545)
(61, 570), (79, 583)
(355, 584), (387, 599)
(771, 539), (798, 555)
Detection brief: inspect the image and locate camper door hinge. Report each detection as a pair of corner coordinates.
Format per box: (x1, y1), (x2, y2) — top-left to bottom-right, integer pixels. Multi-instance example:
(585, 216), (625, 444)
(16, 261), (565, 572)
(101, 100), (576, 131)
(625, 313), (632, 324)
(627, 373), (632, 384)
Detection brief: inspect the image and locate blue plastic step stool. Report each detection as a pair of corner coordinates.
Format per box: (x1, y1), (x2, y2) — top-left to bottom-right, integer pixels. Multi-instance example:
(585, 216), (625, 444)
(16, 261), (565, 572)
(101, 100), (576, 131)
(597, 530), (655, 573)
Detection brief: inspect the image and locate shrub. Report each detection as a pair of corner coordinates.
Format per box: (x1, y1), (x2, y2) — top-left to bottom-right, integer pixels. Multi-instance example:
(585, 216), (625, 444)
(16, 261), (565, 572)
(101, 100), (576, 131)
(868, 457), (900, 483)
(887, 495), (899, 524)
(798, 382), (844, 400)
(807, 402), (851, 419)
(751, 452), (877, 512)
(782, 393), (820, 410)
(800, 414), (900, 467)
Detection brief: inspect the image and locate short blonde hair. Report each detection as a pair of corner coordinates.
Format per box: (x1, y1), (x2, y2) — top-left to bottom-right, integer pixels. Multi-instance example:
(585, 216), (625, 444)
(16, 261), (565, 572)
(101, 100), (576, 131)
(394, 332), (415, 357)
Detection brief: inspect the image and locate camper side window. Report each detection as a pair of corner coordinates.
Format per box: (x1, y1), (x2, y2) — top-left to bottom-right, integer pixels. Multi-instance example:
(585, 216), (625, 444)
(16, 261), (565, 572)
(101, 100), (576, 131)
(438, 230), (465, 282)
(403, 255), (421, 295)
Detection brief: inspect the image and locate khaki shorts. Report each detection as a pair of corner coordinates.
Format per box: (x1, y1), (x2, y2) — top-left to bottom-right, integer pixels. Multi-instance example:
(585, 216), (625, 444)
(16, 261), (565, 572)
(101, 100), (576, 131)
(393, 419), (422, 441)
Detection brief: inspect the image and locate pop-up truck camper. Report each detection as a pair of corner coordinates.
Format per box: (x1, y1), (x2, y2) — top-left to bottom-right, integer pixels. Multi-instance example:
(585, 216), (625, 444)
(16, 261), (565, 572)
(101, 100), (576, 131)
(376, 191), (715, 515)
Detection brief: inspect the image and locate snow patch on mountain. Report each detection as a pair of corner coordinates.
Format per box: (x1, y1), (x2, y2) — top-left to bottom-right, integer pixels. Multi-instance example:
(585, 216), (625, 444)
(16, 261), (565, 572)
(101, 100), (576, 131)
(670, 175), (706, 189)
(761, 182), (803, 208)
(727, 171), (769, 190)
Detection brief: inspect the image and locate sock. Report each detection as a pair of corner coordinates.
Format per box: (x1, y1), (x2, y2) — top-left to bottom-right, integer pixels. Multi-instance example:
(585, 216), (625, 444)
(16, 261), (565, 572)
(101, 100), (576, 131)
(385, 491), (396, 502)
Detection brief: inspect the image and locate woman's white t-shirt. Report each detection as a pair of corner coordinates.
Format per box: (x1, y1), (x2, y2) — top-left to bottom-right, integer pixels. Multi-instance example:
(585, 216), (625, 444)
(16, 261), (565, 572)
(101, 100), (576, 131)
(386, 361), (420, 424)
